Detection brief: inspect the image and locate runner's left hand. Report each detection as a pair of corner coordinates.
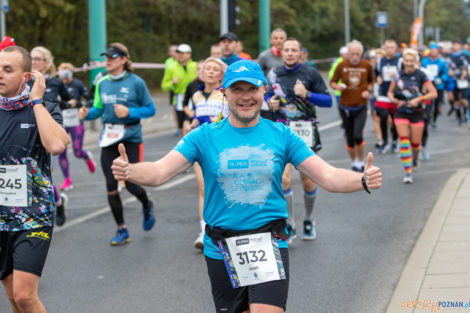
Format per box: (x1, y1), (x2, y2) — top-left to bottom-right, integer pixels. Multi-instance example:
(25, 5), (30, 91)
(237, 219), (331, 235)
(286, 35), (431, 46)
(114, 104), (130, 118)
(294, 79), (308, 98)
(363, 152), (382, 190)
(112, 143), (129, 181)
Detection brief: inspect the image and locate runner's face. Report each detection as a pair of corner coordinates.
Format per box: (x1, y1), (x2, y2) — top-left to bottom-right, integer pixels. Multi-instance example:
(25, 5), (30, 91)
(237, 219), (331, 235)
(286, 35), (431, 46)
(105, 55), (126, 74)
(384, 42), (397, 58)
(270, 31), (286, 50)
(430, 48), (439, 58)
(202, 61), (223, 86)
(0, 51), (28, 98)
(178, 52), (191, 64)
(403, 54), (416, 73)
(31, 50), (48, 74)
(210, 46), (222, 58)
(169, 46), (177, 59)
(348, 45), (362, 65)
(223, 81), (266, 126)
(281, 40), (302, 68)
(219, 39), (237, 57)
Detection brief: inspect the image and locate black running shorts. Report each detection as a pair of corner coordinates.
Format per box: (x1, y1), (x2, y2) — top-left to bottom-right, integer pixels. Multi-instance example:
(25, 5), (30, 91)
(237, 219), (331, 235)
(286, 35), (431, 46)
(0, 227), (53, 280)
(394, 109), (425, 124)
(205, 248), (289, 313)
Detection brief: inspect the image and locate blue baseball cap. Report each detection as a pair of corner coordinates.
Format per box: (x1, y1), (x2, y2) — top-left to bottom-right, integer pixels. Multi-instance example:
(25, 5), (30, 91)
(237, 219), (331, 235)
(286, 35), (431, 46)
(222, 60), (267, 89)
(429, 43), (439, 50)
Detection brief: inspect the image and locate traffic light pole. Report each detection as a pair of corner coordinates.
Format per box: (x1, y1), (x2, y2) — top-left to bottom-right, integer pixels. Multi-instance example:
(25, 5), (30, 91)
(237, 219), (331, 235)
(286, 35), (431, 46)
(88, 0), (107, 86)
(259, 0), (270, 53)
(220, 0), (228, 35)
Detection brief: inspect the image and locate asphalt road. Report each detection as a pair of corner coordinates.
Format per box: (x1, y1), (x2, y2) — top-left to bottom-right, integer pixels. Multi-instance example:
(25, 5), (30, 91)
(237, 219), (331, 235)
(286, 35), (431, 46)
(1, 103), (469, 313)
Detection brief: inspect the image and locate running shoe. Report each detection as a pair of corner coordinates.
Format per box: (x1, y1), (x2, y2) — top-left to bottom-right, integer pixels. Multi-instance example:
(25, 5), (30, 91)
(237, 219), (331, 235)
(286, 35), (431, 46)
(59, 177), (73, 191)
(302, 220), (316, 240)
(55, 193), (67, 226)
(412, 159), (420, 169)
(379, 143), (390, 154)
(419, 148), (430, 161)
(110, 228), (130, 246)
(194, 232), (204, 251)
(143, 200), (156, 231)
(351, 160), (361, 172)
(403, 174), (413, 184)
(392, 141), (399, 153)
(86, 151), (96, 173)
(286, 224), (297, 244)
(375, 140), (383, 149)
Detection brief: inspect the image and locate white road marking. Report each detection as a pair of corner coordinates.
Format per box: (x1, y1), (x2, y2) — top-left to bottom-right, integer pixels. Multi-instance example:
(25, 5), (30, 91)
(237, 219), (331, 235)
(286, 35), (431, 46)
(55, 174), (195, 232)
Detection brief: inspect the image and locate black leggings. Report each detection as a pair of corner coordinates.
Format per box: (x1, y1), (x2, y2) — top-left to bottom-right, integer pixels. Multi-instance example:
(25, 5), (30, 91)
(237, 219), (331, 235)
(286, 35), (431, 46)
(339, 106), (367, 148)
(422, 105), (432, 147)
(101, 141), (150, 226)
(431, 89), (444, 123)
(376, 107), (398, 144)
(101, 141), (144, 192)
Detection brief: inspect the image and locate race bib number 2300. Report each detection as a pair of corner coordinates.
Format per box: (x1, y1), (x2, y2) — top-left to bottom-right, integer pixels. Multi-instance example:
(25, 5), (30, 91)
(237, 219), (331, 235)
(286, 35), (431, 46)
(220, 232), (286, 288)
(0, 165), (31, 207)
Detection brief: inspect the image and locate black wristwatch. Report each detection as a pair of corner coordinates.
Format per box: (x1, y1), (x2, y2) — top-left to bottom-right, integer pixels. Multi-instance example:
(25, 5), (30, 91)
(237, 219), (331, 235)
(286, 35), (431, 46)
(31, 98), (43, 106)
(362, 176), (371, 194)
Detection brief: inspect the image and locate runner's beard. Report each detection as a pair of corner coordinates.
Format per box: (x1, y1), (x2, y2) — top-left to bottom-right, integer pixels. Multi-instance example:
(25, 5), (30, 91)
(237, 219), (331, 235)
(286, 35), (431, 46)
(231, 106), (260, 125)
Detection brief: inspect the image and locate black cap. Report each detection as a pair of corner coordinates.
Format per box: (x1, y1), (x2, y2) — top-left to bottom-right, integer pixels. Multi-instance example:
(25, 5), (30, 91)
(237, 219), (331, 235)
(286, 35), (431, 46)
(101, 46), (127, 58)
(219, 32), (238, 42)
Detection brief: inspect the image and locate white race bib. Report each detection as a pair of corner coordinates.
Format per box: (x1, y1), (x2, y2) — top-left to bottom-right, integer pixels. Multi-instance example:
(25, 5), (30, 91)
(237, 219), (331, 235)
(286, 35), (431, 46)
(62, 108), (81, 127)
(223, 232), (285, 287)
(457, 79), (469, 89)
(289, 121), (313, 147)
(383, 65), (398, 82)
(0, 165), (29, 207)
(426, 64), (439, 79)
(99, 124), (125, 147)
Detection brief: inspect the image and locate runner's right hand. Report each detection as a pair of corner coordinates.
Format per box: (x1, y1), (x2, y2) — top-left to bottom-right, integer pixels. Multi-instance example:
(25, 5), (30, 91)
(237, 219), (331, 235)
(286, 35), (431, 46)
(78, 107), (89, 120)
(30, 71), (46, 100)
(269, 96), (280, 111)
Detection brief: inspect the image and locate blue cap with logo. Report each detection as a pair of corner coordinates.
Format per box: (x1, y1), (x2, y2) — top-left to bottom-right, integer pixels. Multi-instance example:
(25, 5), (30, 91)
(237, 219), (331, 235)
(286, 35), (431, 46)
(429, 43), (439, 50)
(222, 60), (267, 89)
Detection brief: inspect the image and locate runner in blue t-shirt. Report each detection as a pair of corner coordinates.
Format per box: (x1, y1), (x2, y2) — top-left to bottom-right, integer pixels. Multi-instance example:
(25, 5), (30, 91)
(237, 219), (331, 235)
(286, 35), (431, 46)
(111, 60), (383, 313)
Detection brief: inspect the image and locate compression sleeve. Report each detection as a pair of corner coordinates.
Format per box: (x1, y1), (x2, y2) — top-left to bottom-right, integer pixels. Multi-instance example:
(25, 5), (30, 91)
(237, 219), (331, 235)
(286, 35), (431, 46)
(128, 102), (156, 119)
(85, 78), (105, 120)
(128, 79), (156, 119)
(84, 106), (102, 120)
(308, 91), (332, 107)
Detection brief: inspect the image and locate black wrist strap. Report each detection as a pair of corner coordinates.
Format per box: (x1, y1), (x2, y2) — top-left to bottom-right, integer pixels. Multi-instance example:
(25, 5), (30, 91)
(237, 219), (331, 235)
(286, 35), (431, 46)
(362, 176), (371, 194)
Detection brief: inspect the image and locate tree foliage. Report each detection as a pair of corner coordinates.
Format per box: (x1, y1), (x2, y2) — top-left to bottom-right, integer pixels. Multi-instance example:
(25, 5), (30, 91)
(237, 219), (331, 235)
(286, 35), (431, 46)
(5, 0), (470, 86)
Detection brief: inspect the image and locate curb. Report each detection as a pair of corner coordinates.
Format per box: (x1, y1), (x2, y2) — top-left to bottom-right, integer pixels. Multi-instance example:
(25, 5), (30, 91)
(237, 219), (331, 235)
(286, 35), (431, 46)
(385, 168), (470, 313)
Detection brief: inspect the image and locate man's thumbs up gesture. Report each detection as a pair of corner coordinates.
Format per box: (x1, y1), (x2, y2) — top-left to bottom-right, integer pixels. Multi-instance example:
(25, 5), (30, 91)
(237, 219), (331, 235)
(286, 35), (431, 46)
(363, 152), (382, 190)
(112, 143), (130, 181)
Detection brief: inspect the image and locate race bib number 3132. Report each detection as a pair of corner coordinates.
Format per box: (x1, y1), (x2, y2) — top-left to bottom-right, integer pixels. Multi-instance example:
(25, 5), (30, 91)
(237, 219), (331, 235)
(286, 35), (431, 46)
(221, 232), (286, 288)
(0, 165), (31, 207)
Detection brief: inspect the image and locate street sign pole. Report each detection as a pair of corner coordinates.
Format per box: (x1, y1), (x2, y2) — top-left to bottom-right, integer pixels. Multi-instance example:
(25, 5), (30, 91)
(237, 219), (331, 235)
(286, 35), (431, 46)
(0, 0), (8, 40)
(376, 11), (387, 46)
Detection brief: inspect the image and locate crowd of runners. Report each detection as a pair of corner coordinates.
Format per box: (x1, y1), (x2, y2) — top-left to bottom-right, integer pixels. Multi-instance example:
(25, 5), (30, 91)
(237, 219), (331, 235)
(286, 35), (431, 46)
(0, 25), (468, 312)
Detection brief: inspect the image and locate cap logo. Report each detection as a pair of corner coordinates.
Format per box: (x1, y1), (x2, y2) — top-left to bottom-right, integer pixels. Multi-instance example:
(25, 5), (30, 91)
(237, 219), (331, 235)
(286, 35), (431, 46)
(234, 66), (249, 73)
